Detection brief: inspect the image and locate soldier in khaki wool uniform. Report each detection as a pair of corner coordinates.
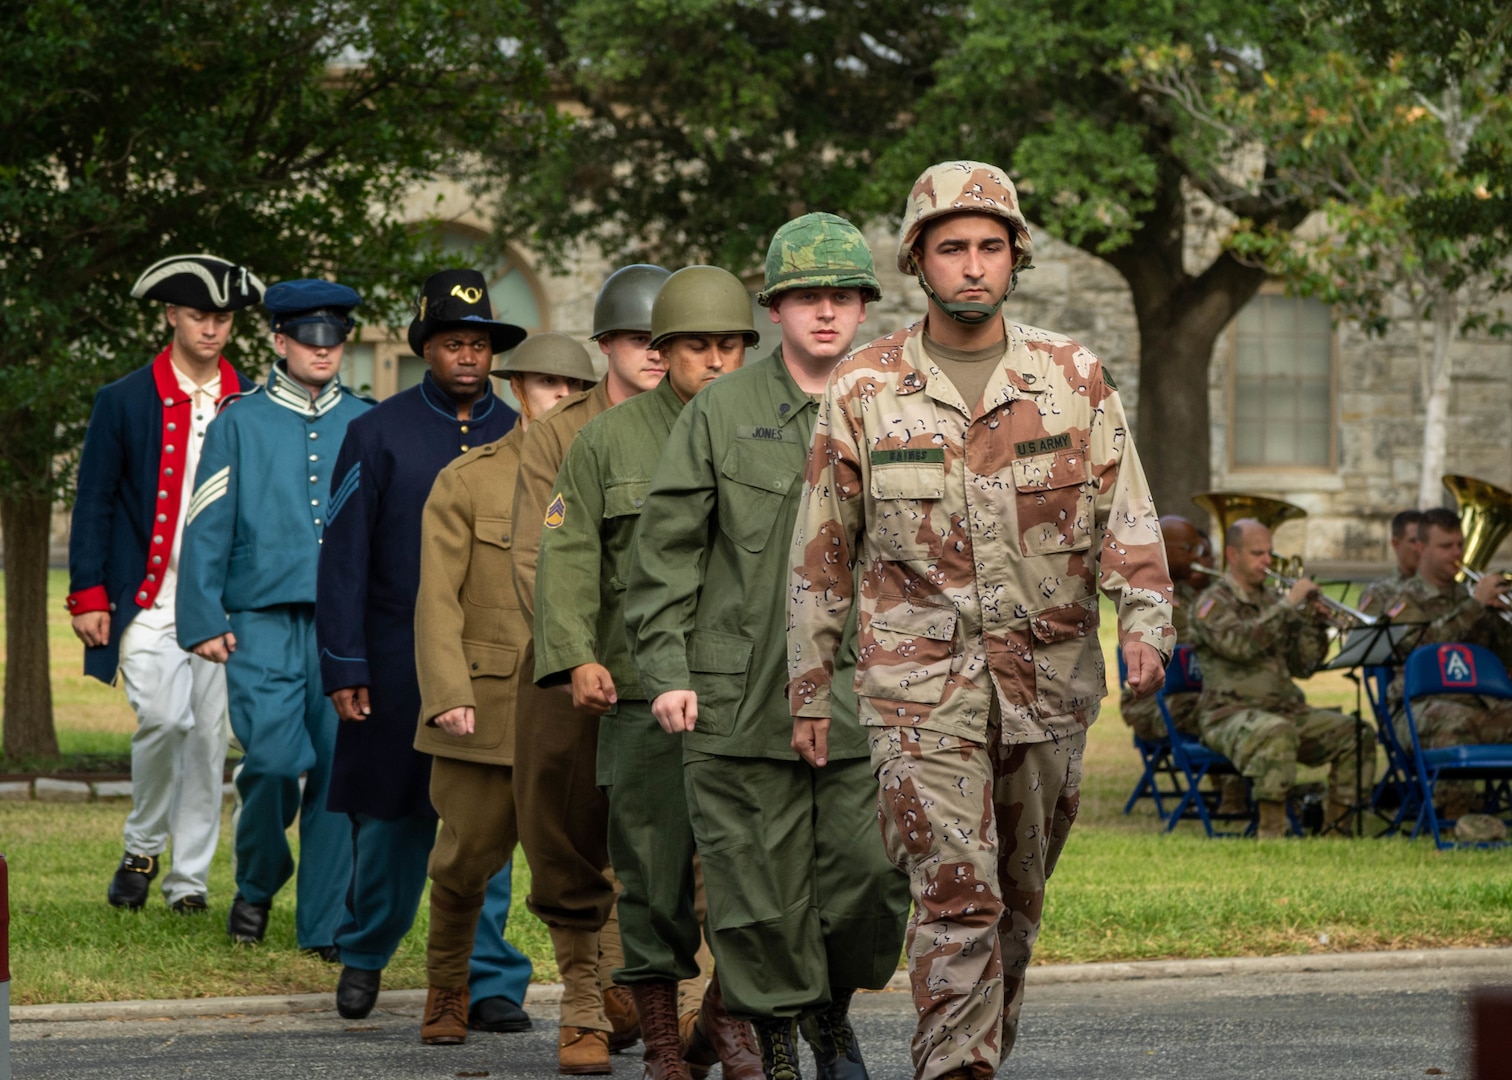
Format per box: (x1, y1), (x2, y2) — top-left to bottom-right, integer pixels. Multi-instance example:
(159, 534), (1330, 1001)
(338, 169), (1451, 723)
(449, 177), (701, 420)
(787, 162), (1174, 1080)
(625, 217), (911, 1080)
(511, 265), (670, 1074)
(1359, 506), (1512, 827)
(413, 333), (597, 1043)
(538, 265), (764, 1080)
(1190, 519), (1372, 838)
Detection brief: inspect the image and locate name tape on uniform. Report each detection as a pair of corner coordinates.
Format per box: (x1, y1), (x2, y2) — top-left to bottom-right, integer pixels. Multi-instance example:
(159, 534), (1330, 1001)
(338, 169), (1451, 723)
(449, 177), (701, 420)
(1013, 433), (1072, 457)
(870, 448), (945, 465)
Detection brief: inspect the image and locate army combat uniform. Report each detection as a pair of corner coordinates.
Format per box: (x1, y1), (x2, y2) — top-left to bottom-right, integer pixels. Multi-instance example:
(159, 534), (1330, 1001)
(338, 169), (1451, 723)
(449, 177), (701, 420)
(1190, 575), (1371, 806)
(1122, 577), (1203, 741)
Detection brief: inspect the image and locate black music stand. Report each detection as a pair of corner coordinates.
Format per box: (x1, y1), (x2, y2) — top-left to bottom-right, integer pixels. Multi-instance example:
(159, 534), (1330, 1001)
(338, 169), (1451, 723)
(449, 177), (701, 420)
(1319, 620), (1426, 837)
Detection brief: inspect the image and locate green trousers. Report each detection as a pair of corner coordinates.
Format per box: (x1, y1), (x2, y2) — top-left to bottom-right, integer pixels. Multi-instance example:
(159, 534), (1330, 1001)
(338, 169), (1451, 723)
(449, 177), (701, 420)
(683, 751), (910, 1021)
(603, 701), (702, 984)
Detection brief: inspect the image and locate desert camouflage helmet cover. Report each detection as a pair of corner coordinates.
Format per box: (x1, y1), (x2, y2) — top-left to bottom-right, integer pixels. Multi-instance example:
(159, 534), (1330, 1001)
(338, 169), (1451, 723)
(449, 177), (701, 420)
(649, 266), (758, 349)
(492, 331), (598, 384)
(757, 212), (881, 307)
(896, 160), (1035, 275)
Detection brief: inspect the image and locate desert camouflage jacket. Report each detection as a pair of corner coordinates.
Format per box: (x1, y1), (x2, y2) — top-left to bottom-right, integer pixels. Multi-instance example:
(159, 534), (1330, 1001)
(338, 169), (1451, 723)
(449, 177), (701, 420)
(1190, 574), (1328, 724)
(786, 316), (1173, 746)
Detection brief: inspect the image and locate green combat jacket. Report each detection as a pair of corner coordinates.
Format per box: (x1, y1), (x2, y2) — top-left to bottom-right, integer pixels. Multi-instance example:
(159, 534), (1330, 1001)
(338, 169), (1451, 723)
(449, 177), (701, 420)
(533, 377), (684, 699)
(626, 350), (865, 761)
(1366, 573), (1512, 708)
(1190, 573), (1328, 726)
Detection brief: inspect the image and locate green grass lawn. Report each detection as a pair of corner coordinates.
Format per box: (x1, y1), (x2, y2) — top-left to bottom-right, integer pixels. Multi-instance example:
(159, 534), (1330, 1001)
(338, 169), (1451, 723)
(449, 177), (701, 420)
(2, 571), (1509, 1005)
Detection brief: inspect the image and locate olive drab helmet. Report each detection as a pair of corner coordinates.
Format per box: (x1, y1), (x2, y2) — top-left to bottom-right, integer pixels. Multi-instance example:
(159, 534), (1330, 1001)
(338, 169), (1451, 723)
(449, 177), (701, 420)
(590, 264), (672, 341)
(897, 160), (1035, 325)
(649, 266), (759, 350)
(491, 332), (599, 384)
(756, 212), (882, 307)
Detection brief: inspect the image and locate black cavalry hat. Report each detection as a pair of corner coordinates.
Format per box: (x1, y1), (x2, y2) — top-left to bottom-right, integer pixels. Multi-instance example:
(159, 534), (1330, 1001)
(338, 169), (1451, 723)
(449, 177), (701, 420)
(407, 269), (527, 358)
(130, 254), (265, 311)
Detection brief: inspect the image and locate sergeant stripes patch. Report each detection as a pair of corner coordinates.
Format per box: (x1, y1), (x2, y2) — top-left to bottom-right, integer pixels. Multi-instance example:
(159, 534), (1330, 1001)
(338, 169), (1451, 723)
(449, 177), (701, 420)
(326, 463), (361, 526)
(184, 466), (231, 527)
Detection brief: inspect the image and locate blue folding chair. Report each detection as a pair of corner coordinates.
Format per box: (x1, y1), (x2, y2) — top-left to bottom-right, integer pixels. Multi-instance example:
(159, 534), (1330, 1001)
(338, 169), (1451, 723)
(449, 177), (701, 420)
(1366, 663), (1422, 835)
(1120, 647), (1182, 820)
(1400, 642), (1512, 849)
(1154, 647), (1263, 837)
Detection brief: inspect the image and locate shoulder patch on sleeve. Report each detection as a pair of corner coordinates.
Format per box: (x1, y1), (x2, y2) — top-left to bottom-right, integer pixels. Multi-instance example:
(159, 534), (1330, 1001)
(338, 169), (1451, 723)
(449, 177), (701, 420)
(544, 492), (566, 529)
(1197, 596), (1216, 620)
(1387, 599), (1407, 619)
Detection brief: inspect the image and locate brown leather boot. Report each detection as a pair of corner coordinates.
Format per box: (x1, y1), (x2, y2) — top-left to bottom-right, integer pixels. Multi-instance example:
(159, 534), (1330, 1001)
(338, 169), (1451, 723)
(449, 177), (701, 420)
(1255, 799), (1289, 839)
(420, 985), (469, 1045)
(683, 972), (763, 1080)
(604, 983), (641, 1051)
(558, 1027), (612, 1076)
(630, 980), (691, 1080)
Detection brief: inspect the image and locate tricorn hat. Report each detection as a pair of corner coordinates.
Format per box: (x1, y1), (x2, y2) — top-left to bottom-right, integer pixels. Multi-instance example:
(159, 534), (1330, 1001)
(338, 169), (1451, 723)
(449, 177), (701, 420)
(407, 269), (527, 358)
(264, 279), (362, 348)
(131, 254), (265, 311)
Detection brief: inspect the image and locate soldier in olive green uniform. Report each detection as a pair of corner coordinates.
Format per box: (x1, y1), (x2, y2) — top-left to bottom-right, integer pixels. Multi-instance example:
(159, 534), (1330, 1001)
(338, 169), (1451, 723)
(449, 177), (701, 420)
(414, 334), (597, 1044)
(626, 216), (912, 1080)
(537, 266), (762, 1080)
(787, 163), (1173, 1080)
(511, 265), (670, 1073)
(1359, 507), (1512, 824)
(1190, 520), (1371, 838)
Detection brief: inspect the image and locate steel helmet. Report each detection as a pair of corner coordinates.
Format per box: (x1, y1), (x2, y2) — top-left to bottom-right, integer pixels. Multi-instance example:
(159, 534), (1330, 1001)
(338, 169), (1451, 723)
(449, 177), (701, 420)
(590, 264), (672, 340)
(649, 266), (759, 350)
(491, 332), (599, 384)
(757, 212), (881, 307)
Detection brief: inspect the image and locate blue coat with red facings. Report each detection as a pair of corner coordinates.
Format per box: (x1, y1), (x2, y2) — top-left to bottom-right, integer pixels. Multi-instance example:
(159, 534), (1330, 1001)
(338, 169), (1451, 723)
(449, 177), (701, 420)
(316, 374), (517, 819)
(67, 349), (252, 684)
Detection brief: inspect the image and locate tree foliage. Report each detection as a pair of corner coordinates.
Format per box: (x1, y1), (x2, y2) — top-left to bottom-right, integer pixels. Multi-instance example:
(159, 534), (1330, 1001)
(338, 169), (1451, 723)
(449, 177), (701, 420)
(0, 0), (550, 756)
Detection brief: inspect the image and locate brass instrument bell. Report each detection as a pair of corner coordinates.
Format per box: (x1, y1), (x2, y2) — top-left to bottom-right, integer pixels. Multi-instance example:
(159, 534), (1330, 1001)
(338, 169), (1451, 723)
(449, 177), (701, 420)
(1191, 491), (1308, 570)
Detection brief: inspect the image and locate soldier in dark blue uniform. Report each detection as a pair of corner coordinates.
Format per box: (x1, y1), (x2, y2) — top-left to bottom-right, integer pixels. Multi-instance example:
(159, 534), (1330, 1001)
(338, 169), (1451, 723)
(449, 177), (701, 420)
(176, 279), (370, 955)
(316, 269), (530, 1021)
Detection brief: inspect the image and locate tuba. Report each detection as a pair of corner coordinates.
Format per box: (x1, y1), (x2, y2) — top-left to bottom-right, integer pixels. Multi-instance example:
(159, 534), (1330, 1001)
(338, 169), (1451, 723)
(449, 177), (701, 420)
(1443, 474), (1512, 581)
(1191, 491), (1307, 571)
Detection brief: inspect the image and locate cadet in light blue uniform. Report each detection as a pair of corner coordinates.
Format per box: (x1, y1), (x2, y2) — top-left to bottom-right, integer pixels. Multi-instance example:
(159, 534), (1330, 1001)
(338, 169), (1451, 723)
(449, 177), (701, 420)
(177, 279), (370, 955)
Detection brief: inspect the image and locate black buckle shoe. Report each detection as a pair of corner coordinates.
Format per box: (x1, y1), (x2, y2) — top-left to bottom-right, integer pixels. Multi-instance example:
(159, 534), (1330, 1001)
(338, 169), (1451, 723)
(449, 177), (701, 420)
(227, 893), (270, 944)
(469, 995), (532, 1032)
(107, 851), (159, 910)
(337, 965), (383, 1020)
(303, 945), (341, 963)
(170, 893), (209, 915)
(801, 989), (868, 1080)
(754, 1018), (802, 1080)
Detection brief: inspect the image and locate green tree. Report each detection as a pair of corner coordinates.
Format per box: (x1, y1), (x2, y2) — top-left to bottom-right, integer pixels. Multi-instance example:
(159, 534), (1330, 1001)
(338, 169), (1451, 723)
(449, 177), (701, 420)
(0, 0), (548, 759)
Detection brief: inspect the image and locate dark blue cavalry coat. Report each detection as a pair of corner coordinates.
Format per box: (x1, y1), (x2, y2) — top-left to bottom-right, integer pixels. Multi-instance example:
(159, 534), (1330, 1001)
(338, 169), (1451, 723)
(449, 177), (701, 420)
(67, 348), (252, 683)
(316, 373), (516, 819)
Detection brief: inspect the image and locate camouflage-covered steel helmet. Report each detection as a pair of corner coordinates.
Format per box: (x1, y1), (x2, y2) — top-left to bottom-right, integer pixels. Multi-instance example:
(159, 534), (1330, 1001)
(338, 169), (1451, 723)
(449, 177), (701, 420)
(491, 331), (599, 384)
(896, 160), (1035, 275)
(649, 266), (759, 350)
(590, 264), (671, 340)
(757, 212), (882, 307)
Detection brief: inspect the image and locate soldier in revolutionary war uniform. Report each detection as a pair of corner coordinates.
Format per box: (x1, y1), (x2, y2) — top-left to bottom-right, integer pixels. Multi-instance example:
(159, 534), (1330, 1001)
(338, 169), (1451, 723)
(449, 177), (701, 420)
(1190, 519), (1371, 838)
(412, 333), (597, 1043)
(316, 269), (528, 1021)
(537, 266), (761, 1080)
(1360, 506), (1512, 829)
(626, 218), (909, 1080)
(510, 264), (670, 1074)
(787, 162), (1173, 1080)
(175, 279), (368, 952)
(69, 254), (262, 914)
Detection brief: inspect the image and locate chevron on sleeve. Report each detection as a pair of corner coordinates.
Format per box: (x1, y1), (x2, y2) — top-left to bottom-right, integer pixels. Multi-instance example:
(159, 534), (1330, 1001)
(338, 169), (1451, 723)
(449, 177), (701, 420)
(184, 465), (232, 528)
(327, 462), (361, 526)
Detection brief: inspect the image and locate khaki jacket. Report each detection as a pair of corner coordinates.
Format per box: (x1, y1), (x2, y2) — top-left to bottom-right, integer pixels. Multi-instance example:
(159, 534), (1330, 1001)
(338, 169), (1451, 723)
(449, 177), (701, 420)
(414, 424), (528, 765)
(787, 317), (1173, 746)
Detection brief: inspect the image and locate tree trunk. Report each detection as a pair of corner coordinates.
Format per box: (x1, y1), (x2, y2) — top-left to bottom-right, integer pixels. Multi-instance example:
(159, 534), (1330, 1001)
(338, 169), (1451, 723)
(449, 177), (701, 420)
(1416, 299), (1456, 509)
(1, 491), (58, 761)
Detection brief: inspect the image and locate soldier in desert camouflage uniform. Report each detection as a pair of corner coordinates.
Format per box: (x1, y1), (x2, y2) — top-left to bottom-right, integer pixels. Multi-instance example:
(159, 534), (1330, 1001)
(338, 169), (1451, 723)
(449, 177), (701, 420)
(786, 161), (1173, 1080)
(1359, 507), (1512, 824)
(1189, 519), (1372, 838)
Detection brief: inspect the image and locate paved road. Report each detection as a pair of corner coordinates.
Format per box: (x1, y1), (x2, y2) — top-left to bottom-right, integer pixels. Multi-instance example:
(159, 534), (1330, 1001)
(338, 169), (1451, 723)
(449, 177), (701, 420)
(12, 961), (1505, 1079)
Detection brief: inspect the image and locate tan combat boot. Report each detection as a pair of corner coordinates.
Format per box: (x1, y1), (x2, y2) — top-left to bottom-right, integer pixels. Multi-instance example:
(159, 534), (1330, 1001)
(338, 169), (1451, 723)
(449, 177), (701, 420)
(1215, 776), (1250, 817)
(420, 985), (469, 1045)
(558, 1028), (612, 1076)
(1255, 800), (1289, 839)
(1322, 800), (1354, 838)
(604, 983), (641, 1052)
(630, 980), (691, 1080)
(549, 925), (611, 1075)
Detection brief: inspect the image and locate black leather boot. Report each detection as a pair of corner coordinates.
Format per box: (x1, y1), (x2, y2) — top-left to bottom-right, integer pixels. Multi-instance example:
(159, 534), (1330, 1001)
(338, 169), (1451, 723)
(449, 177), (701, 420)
(801, 989), (868, 1080)
(753, 1018), (802, 1080)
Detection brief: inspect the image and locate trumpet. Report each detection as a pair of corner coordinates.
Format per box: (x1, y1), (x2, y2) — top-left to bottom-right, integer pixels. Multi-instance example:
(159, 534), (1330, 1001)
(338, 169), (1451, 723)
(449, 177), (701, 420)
(1192, 562), (1377, 627)
(1458, 565), (1512, 625)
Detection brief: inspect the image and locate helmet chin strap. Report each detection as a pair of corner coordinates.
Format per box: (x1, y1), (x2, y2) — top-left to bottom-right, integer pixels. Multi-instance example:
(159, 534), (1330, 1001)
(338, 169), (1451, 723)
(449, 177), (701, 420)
(913, 261), (1016, 325)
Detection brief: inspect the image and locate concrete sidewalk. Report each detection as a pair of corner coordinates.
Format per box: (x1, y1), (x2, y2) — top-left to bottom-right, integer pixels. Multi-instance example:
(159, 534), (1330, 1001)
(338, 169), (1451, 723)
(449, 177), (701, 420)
(13, 945), (1512, 1022)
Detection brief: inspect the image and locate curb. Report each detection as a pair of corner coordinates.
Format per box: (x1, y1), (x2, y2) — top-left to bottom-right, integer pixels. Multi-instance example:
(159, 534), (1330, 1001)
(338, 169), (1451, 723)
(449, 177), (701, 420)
(0, 779), (235, 804)
(13, 946), (1512, 1024)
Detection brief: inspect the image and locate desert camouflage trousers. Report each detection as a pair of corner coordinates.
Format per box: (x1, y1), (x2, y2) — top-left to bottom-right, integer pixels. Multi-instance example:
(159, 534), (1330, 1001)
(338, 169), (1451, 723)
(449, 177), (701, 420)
(1200, 706), (1372, 804)
(870, 721), (1084, 1080)
(1394, 696), (1512, 809)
